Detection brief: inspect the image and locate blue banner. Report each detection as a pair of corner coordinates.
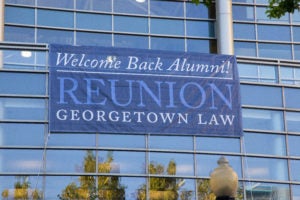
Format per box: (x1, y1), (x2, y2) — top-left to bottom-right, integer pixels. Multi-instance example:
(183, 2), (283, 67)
(49, 44), (242, 137)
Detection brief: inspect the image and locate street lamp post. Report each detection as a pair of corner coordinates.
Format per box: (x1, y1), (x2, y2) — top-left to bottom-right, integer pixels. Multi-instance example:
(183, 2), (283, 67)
(209, 156), (238, 200)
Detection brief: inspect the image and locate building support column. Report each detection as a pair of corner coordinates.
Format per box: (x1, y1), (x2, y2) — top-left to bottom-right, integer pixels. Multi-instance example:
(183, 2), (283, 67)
(215, 0), (234, 55)
(0, 0), (4, 41)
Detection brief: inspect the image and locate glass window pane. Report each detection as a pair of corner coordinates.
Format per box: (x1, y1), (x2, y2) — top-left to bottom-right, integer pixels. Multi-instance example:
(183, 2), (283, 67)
(149, 135), (193, 150)
(197, 155), (242, 178)
(46, 150), (96, 173)
(293, 27), (300, 42)
(98, 151), (145, 174)
(242, 109), (284, 131)
(6, 0), (34, 5)
(115, 16), (148, 33)
(76, 32), (111, 46)
(0, 72), (46, 95)
(238, 63), (258, 82)
(151, 18), (184, 36)
(98, 134), (145, 148)
(187, 39), (216, 54)
(196, 137), (240, 153)
(0, 149), (43, 172)
(0, 98), (46, 120)
(150, 0), (183, 17)
(5, 26), (35, 43)
(245, 182), (290, 199)
(288, 135), (300, 156)
(240, 85), (282, 107)
(149, 152), (193, 176)
(37, 0), (74, 9)
(48, 133), (96, 147)
(0, 176), (43, 200)
(243, 132), (286, 156)
(76, 0), (112, 12)
(37, 28), (73, 45)
(284, 87), (300, 109)
(234, 42), (257, 57)
(0, 123), (45, 146)
(114, 0), (148, 15)
(233, 5), (254, 21)
(290, 160), (300, 181)
(37, 10), (73, 28)
(233, 23), (255, 39)
(77, 13), (111, 31)
(114, 34), (148, 49)
(259, 43), (292, 60)
(256, 7), (289, 23)
(45, 176), (145, 200)
(257, 25), (291, 41)
(280, 66), (300, 85)
(292, 185), (300, 200)
(286, 112), (300, 133)
(151, 37), (184, 51)
(186, 20), (214, 37)
(5, 6), (35, 25)
(259, 64), (278, 83)
(186, 3), (211, 19)
(294, 44), (300, 61)
(244, 157), (288, 181)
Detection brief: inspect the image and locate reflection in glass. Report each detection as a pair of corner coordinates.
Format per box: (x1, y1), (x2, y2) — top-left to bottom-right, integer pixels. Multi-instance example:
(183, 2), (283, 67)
(5, 26), (35, 43)
(149, 135), (193, 150)
(37, 0), (74, 9)
(240, 85), (282, 107)
(288, 135), (300, 156)
(196, 137), (240, 153)
(151, 18), (184, 36)
(286, 112), (300, 132)
(151, 37), (184, 51)
(114, 16), (148, 33)
(114, 0), (148, 15)
(245, 182), (290, 199)
(5, 6), (35, 25)
(48, 133), (96, 147)
(258, 43), (292, 60)
(0, 149), (43, 172)
(114, 34), (148, 49)
(257, 25), (291, 41)
(292, 185), (300, 200)
(0, 123), (44, 146)
(0, 176), (43, 199)
(242, 109), (284, 131)
(37, 29), (73, 45)
(149, 152), (193, 176)
(196, 155), (242, 178)
(99, 134), (145, 148)
(0, 98), (46, 120)
(234, 41), (256, 57)
(233, 5), (254, 21)
(76, 32), (111, 46)
(76, 0), (112, 12)
(233, 23), (255, 39)
(284, 87), (300, 108)
(186, 21), (214, 37)
(76, 13), (112, 31)
(280, 66), (300, 85)
(244, 157), (288, 181)
(37, 10), (73, 28)
(290, 160), (300, 182)
(150, 0), (183, 17)
(0, 72), (46, 95)
(243, 132), (286, 156)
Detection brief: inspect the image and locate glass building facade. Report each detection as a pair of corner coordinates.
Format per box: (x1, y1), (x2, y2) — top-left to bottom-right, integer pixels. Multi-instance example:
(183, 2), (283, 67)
(1, 0), (300, 199)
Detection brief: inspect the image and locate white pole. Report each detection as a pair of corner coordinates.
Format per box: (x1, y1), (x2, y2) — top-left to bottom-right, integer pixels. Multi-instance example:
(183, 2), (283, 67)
(215, 0), (234, 55)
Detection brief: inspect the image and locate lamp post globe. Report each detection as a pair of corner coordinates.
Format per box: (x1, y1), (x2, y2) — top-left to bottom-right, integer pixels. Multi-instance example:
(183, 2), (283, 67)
(209, 156), (238, 200)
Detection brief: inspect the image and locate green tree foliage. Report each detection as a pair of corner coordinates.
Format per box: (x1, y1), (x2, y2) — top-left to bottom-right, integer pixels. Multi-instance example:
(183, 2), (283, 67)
(191, 0), (300, 18)
(266, 0), (300, 18)
(58, 151), (126, 200)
